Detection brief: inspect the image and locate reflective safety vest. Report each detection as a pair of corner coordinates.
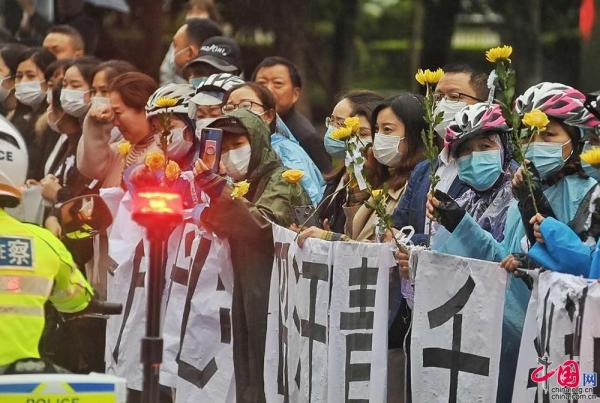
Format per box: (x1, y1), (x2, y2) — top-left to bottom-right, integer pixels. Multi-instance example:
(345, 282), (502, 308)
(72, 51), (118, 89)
(0, 209), (93, 366)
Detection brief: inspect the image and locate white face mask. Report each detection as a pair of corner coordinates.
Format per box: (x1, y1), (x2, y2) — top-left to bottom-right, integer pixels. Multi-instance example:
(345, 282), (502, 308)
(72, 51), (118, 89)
(165, 127), (193, 160)
(91, 96), (110, 108)
(373, 133), (405, 167)
(60, 88), (90, 117)
(0, 75), (12, 102)
(15, 80), (46, 107)
(222, 143), (251, 181)
(433, 98), (468, 138)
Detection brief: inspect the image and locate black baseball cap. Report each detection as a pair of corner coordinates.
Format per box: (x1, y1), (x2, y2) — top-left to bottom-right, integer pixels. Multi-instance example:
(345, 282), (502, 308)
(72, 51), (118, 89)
(208, 115), (247, 135)
(185, 36), (243, 74)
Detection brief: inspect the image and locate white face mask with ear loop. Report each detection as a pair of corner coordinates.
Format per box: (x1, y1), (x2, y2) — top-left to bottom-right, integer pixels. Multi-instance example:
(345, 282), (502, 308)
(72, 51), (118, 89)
(433, 98), (468, 138)
(15, 80), (46, 107)
(166, 127), (194, 160)
(373, 132), (405, 167)
(222, 143), (252, 181)
(60, 88), (91, 117)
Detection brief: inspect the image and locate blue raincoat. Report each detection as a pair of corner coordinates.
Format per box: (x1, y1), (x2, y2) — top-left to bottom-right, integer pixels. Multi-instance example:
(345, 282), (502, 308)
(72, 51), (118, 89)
(527, 178), (599, 280)
(271, 117), (325, 206)
(434, 173), (597, 402)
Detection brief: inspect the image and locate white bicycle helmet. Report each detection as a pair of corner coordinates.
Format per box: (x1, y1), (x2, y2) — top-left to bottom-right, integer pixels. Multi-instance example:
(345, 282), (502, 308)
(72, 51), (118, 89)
(0, 116), (28, 206)
(446, 103), (509, 157)
(146, 83), (195, 117)
(190, 73), (245, 106)
(514, 82), (600, 129)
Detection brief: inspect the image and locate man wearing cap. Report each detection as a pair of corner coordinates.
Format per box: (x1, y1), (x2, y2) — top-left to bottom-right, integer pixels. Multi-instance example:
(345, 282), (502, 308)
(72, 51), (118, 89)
(183, 36), (244, 84)
(253, 56), (331, 173)
(192, 109), (310, 403)
(170, 18), (223, 81)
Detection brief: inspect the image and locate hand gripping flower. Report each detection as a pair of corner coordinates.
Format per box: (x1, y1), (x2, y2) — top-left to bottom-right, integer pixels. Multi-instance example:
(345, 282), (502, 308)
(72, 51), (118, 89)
(367, 186), (407, 251)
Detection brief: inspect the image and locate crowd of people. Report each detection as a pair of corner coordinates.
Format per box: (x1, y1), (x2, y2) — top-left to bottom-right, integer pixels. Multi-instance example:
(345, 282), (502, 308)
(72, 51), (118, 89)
(1, 1), (600, 403)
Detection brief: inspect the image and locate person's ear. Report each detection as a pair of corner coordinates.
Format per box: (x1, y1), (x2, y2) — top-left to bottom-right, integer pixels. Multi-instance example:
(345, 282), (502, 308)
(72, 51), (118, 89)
(74, 49), (84, 58)
(188, 44), (199, 60)
(292, 87), (301, 104)
(265, 109), (276, 124)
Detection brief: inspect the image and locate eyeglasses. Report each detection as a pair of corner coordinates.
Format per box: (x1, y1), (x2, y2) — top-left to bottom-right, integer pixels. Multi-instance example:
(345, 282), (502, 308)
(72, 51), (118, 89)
(433, 92), (483, 103)
(326, 116), (372, 137)
(222, 99), (266, 114)
(325, 116), (345, 129)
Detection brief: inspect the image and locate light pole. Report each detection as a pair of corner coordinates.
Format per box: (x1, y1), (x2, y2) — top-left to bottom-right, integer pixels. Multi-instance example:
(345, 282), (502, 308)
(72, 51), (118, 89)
(132, 190), (183, 403)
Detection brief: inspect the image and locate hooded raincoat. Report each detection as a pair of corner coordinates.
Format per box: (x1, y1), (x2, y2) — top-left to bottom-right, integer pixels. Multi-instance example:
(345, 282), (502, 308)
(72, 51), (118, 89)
(194, 109), (310, 403)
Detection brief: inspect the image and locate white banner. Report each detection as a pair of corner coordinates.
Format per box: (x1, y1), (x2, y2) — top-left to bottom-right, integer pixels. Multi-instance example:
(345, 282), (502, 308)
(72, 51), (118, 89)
(580, 281), (600, 400)
(103, 191), (148, 391)
(534, 271), (589, 402)
(265, 225), (332, 402)
(161, 220), (198, 388)
(512, 271), (540, 403)
(265, 225), (392, 403)
(327, 241), (391, 402)
(175, 232), (235, 403)
(410, 250), (507, 403)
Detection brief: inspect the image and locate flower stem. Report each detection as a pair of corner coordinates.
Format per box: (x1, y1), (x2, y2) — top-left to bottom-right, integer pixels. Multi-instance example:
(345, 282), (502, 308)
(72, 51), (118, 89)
(520, 130), (540, 214)
(293, 180), (352, 240)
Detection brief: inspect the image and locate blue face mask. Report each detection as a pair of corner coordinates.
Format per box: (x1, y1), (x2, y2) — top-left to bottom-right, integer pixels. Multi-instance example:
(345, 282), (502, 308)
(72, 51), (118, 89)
(323, 126), (346, 159)
(190, 77), (204, 88)
(457, 149), (503, 191)
(581, 142), (600, 182)
(524, 141), (571, 180)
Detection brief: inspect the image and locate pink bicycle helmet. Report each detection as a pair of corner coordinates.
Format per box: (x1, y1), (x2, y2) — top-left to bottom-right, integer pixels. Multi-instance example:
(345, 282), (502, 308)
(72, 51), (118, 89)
(445, 103), (509, 157)
(514, 82), (600, 129)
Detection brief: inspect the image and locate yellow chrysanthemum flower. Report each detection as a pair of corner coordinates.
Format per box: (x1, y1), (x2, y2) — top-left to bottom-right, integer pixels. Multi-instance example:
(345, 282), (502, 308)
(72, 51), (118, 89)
(155, 97), (178, 108)
(522, 109), (549, 131)
(282, 169), (305, 184)
(331, 126), (353, 140)
(231, 180), (250, 199)
(117, 141), (131, 157)
(581, 147), (600, 167)
(165, 160), (181, 181)
(415, 68), (445, 86)
(485, 45), (513, 63)
(344, 116), (360, 133)
(144, 151), (166, 171)
(371, 189), (383, 198)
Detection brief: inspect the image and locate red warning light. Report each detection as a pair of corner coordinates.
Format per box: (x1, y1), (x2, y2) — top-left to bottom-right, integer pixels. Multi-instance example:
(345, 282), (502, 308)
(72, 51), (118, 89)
(132, 189), (183, 229)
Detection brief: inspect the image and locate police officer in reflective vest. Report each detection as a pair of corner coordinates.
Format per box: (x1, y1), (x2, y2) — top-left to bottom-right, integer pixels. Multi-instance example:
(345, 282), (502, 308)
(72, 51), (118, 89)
(0, 116), (93, 368)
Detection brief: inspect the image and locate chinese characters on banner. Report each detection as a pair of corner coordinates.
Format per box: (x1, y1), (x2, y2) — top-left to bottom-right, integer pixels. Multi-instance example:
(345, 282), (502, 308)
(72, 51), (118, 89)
(410, 250), (507, 403)
(511, 271), (540, 403)
(174, 230), (236, 403)
(327, 241), (392, 402)
(264, 225), (391, 403)
(580, 282), (600, 399)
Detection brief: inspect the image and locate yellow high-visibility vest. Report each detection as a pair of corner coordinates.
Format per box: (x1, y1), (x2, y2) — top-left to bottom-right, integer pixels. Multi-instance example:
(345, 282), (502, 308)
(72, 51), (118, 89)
(0, 209), (93, 366)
